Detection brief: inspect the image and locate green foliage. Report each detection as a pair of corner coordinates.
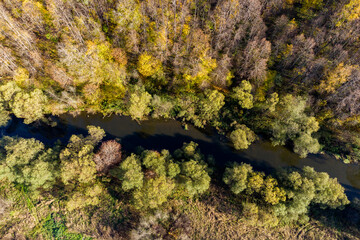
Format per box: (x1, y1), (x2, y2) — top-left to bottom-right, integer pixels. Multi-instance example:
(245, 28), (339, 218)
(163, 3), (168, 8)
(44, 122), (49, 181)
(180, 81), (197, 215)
(271, 94), (320, 157)
(274, 166), (349, 224)
(223, 163), (253, 195)
(111, 142), (210, 209)
(60, 126), (106, 210)
(133, 176), (175, 209)
(0, 102), (10, 127)
(223, 162), (286, 205)
(11, 89), (48, 124)
(301, 166), (349, 208)
(264, 92), (279, 113)
(60, 126), (105, 186)
(128, 86), (152, 120)
(42, 213), (90, 240)
(0, 82), (47, 124)
(232, 80), (254, 109)
(177, 90), (224, 128)
(179, 160), (211, 196)
(197, 90), (225, 127)
(112, 154), (143, 191)
(229, 125), (256, 150)
(151, 95), (174, 119)
(0, 137), (57, 196)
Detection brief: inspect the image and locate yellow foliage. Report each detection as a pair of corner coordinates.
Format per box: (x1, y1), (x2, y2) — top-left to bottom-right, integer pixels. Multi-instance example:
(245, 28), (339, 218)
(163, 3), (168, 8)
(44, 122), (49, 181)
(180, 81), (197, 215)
(184, 57), (217, 88)
(13, 67), (30, 87)
(318, 63), (353, 94)
(337, 0), (360, 26)
(137, 53), (163, 77)
(300, 0), (323, 9)
(277, 44), (293, 61)
(182, 24), (190, 38)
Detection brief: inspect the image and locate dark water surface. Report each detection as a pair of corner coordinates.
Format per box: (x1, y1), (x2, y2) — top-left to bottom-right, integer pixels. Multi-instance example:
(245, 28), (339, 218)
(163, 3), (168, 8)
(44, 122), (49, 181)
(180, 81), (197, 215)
(3, 113), (360, 199)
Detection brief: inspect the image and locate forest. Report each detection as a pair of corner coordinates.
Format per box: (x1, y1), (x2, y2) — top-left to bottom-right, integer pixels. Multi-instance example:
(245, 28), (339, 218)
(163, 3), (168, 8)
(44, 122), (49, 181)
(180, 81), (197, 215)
(1, 0), (360, 238)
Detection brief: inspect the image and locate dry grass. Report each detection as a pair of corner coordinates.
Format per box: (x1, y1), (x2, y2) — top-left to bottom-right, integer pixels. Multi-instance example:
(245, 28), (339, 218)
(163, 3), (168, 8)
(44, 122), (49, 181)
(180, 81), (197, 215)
(172, 185), (360, 240)
(1, 182), (360, 240)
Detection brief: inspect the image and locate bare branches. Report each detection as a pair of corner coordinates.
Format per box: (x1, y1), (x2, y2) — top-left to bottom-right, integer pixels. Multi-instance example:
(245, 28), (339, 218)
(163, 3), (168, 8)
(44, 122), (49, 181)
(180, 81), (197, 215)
(93, 140), (122, 173)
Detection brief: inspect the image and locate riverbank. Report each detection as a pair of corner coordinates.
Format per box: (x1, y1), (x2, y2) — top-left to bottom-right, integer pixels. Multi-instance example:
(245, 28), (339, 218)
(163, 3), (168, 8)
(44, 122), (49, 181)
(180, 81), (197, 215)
(2, 113), (360, 200)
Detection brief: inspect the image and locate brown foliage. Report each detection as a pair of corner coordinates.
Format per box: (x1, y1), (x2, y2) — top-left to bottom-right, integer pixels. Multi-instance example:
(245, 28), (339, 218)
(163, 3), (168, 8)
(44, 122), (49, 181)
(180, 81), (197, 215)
(111, 48), (127, 66)
(94, 140), (122, 173)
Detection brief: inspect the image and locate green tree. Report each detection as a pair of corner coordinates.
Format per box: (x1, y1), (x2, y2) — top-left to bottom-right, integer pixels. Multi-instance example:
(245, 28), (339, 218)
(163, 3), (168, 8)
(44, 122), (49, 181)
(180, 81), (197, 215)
(271, 94), (320, 157)
(60, 126), (106, 210)
(111, 154), (143, 191)
(274, 166), (349, 224)
(232, 80), (254, 109)
(128, 87), (152, 120)
(0, 137), (57, 196)
(141, 150), (167, 176)
(0, 101), (10, 127)
(229, 125), (256, 150)
(11, 89), (48, 124)
(133, 176), (175, 209)
(179, 160), (211, 196)
(223, 162), (286, 205)
(261, 177), (286, 205)
(223, 163), (254, 194)
(0, 81), (48, 124)
(302, 166), (349, 208)
(151, 95), (174, 119)
(197, 90), (225, 127)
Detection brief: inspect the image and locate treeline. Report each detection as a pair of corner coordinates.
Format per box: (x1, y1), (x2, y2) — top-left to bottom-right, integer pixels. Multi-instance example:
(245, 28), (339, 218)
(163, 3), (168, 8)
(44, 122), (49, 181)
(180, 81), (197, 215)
(1, 1), (360, 158)
(0, 127), (356, 238)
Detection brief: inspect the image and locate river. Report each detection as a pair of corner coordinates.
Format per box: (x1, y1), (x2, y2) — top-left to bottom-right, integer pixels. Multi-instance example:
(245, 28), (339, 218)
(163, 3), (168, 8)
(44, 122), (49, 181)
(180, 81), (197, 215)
(3, 113), (360, 199)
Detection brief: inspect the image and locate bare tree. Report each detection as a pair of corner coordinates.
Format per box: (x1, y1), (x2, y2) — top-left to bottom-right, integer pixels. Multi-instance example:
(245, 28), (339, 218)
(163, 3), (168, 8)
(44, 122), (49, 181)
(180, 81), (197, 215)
(93, 140), (122, 173)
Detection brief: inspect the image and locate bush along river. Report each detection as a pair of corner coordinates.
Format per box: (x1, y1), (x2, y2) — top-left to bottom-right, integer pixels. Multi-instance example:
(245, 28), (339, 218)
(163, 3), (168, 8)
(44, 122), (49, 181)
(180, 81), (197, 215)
(2, 113), (360, 200)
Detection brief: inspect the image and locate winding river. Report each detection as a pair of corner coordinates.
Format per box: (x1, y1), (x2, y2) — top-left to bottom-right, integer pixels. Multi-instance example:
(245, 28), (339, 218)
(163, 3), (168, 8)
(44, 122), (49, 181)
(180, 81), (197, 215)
(3, 113), (360, 199)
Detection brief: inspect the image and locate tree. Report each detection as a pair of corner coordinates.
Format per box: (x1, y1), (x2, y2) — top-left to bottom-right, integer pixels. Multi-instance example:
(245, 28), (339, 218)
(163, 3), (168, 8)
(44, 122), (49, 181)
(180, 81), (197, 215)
(293, 133), (321, 158)
(11, 89), (48, 124)
(111, 154), (143, 191)
(151, 95), (174, 119)
(301, 166), (349, 208)
(274, 166), (349, 224)
(0, 137), (57, 196)
(270, 94), (320, 157)
(93, 140), (122, 173)
(133, 176), (175, 209)
(197, 90), (225, 127)
(0, 81), (48, 124)
(229, 125), (256, 150)
(239, 38), (271, 85)
(0, 98), (10, 127)
(137, 53), (163, 78)
(60, 126), (106, 210)
(336, 0), (360, 26)
(223, 163), (253, 195)
(141, 150), (167, 177)
(179, 160), (211, 196)
(223, 162), (286, 205)
(128, 87), (152, 120)
(232, 80), (254, 109)
(318, 63), (353, 94)
(261, 177), (286, 205)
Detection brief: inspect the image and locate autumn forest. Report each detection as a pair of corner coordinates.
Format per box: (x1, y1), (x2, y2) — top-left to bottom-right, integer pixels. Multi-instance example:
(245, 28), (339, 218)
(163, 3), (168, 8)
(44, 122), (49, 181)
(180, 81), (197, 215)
(1, 0), (360, 239)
